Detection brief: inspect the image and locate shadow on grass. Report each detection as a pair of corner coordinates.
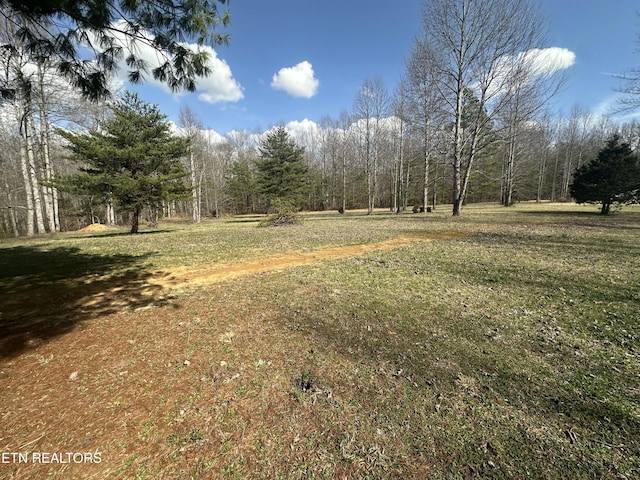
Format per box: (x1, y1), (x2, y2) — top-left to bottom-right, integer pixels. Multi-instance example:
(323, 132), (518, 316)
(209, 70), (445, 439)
(520, 209), (640, 228)
(520, 209), (601, 216)
(65, 229), (173, 240)
(226, 218), (263, 224)
(0, 245), (172, 359)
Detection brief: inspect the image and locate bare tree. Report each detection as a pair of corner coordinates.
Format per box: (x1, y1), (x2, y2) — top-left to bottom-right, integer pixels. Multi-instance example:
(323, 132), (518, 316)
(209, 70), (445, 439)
(178, 105), (203, 223)
(498, 45), (569, 206)
(558, 105), (593, 200)
(34, 60), (61, 231)
(1, 16), (86, 234)
(421, 0), (550, 215)
(391, 79), (409, 213)
(353, 76), (390, 214)
(616, 14), (640, 113)
(0, 29), (45, 236)
(405, 37), (446, 210)
(338, 110), (353, 213)
(535, 112), (555, 203)
(205, 133), (230, 218)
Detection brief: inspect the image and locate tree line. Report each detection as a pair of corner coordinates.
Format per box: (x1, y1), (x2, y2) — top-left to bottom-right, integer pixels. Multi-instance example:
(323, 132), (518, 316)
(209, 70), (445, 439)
(1, 0), (640, 237)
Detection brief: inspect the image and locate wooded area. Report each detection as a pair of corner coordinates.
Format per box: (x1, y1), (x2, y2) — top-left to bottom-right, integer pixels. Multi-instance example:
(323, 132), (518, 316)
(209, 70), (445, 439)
(1, 0), (639, 237)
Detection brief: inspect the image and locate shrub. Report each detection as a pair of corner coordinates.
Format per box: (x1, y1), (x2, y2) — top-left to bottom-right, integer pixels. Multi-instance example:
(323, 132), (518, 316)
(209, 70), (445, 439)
(259, 198), (300, 227)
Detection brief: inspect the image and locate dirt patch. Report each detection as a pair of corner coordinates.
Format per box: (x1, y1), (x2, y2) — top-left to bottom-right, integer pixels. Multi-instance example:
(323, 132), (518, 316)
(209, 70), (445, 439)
(0, 230), (468, 478)
(148, 233), (464, 290)
(76, 223), (113, 233)
(0, 231), (462, 311)
(0, 232), (464, 359)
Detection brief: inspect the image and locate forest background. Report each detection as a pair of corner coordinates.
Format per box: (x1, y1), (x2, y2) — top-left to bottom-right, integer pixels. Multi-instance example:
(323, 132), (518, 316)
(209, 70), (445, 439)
(2, 0), (640, 237)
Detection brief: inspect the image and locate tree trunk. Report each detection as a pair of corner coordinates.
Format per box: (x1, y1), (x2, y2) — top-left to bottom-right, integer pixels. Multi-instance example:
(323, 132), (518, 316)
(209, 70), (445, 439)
(403, 150), (411, 212)
(451, 32), (465, 217)
(106, 198), (116, 225)
(456, 144), (478, 216)
(536, 146), (547, 203)
(452, 123), (464, 216)
(24, 111), (46, 233)
(561, 145), (574, 201)
(367, 131), (373, 215)
(422, 135), (430, 210)
(213, 179), (219, 219)
(502, 136), (517, 207)
(190, 149), (201, 223)
(8, 207), (18, 238)
(130, 207), (141, 234)
(600, 203), (610, 215)
(396, 128), (404, 214)
(432, 156), (439, 211)
(4, 178), (19, 237)
(37, 62), (60, 232)
(551, 145), (560, 202)
(341, 149), (347, 213)
(18, 134), (35, 236)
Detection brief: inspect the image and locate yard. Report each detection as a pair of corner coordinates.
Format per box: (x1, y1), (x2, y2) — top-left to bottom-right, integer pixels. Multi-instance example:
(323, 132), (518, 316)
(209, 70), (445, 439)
(0, 203), (638, 479)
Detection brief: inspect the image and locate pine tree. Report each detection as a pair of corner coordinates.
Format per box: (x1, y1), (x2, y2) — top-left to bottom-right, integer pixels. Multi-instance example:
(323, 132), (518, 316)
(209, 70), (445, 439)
(57, 92), (190, 233)
(0, 0), (231, 101)
(226, 158), (258, 214)
(256, 127), (309, 210)
(570, 134), (640, 214)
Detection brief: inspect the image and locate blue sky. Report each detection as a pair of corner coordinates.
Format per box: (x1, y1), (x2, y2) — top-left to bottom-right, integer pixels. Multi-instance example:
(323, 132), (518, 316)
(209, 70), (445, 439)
(123, 0), (640, 135)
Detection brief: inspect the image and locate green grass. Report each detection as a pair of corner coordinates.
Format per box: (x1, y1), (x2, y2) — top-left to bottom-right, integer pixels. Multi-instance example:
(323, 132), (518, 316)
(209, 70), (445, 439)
(236, 211), (638, 478)
(0, 206), (481, 271)
(0, 203), (638, 479)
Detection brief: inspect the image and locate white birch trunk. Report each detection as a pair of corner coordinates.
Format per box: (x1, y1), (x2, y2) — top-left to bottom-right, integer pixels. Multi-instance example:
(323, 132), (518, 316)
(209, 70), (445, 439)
(37, 63), (60, 232)
(18, 129), (35, 236)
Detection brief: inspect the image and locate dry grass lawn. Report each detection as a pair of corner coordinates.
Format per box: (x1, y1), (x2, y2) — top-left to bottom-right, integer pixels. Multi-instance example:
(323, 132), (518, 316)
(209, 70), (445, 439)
(0, 203), (638, 479)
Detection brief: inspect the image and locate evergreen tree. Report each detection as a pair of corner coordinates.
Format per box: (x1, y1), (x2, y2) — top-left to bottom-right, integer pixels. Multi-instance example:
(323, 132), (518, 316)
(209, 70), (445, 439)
(57, 92), (190, 233)
(255, 127), (310, 210)
(0, 0), (231, 101)
(226, 158), (258, 214)
(570, 134), (640, 214)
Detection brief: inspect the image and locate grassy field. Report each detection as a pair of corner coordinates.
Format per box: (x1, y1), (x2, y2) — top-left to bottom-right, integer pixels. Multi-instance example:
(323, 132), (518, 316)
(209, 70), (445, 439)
(0, 203), (638, 479)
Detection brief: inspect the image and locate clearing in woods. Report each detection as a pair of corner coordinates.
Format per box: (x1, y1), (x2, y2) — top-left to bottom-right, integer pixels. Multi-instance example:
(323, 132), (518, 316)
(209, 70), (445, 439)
(0, 204), (638, 479)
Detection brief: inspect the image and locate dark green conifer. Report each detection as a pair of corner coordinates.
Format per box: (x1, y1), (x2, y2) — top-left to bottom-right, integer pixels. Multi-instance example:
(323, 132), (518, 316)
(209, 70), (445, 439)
(57, 92), (190, 233)
(255, 126), (310, 211)
(570, 134), (640, 214)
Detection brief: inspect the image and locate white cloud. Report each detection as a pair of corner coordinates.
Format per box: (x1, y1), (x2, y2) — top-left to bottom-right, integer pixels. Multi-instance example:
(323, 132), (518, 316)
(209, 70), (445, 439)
(285, 118), (320, 137)
(478, 46), (575, 98)
(201, 128), (227, 145)
(518, 47), (576, 76)
(194, 46), (244, 104)
(271, 61), (319, 98)
(170, 122), (227, 145)
(284, 119), (322, 150)
(495, 47), (575, 85)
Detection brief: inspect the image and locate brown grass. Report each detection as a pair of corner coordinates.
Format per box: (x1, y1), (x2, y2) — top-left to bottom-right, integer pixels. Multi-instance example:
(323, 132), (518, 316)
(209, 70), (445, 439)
(1, 204), (638, 479)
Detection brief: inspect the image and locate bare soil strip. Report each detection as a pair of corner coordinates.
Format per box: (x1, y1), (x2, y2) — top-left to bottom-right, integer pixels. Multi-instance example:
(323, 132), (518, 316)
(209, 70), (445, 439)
(147, 232), (464, 290)
(0, 232), (466, 333)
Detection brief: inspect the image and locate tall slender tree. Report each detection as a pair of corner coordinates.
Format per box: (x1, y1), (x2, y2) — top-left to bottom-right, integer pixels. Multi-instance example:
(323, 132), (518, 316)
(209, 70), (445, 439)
(178, 105), (204, 223)
(420, 0), (548, 215)
(354, 76), (389, 214)
(405, 38), (444, 210)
